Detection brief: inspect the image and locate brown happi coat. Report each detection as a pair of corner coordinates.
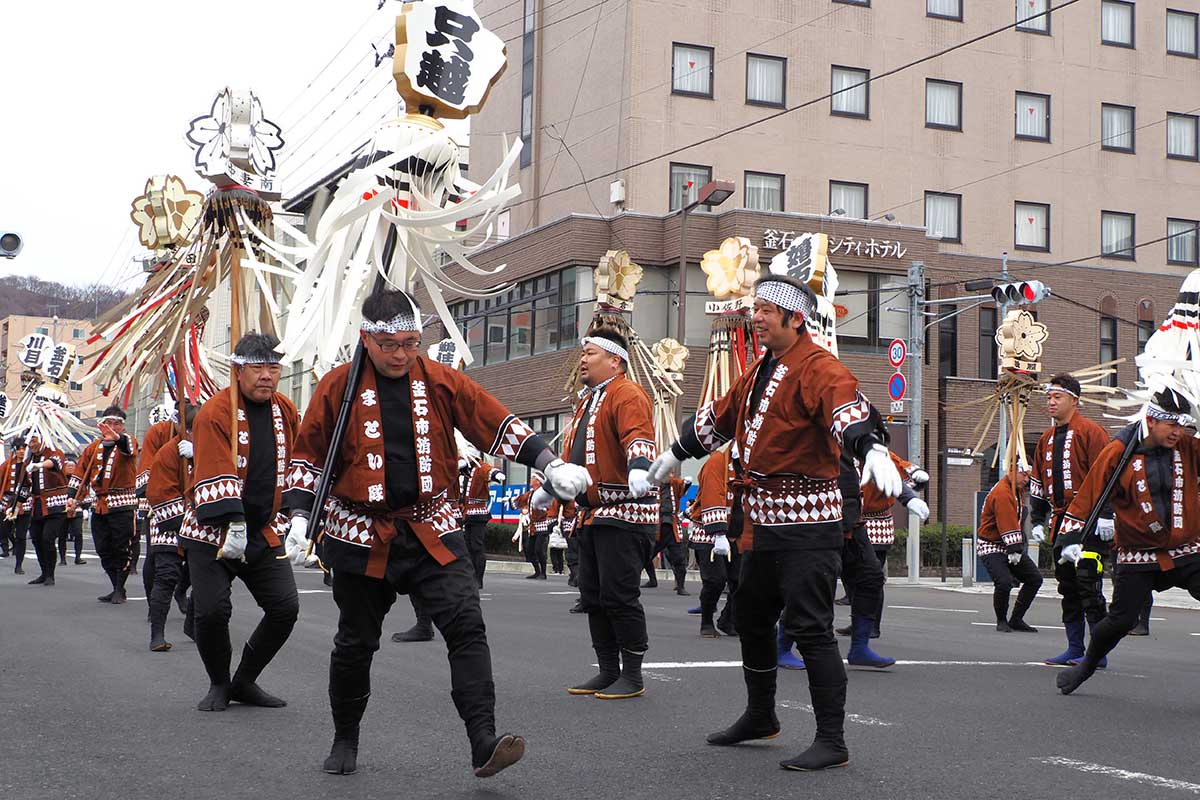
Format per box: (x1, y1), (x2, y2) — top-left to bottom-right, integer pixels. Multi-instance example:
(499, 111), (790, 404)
(0, 452), (32, 516)
(284, 357), (552, 578)
(976, 477), (1025, 557)
(688, 447), (733, 545)
(1029, 412), (1110, 540)
(68, 435), (140, 514)
(137, 419), (177, 499)
(26, 446), (69, 518)
(147, 433), (193, 551)
(676, 333), (879, 551)
(1060, 435), (1200, 570)
(187, 387), (299, 548)
(562, 374), (659, 533)
(660, 477), (689, 543)
(513, 479), (554, 534)
(462, 462), (503, 522)
(859, 451), (918, 546)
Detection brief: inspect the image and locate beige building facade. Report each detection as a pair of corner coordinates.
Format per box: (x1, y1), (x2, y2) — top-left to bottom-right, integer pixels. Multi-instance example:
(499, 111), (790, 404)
(0, 314), (108, 429)
(471, 0), (1200, 272)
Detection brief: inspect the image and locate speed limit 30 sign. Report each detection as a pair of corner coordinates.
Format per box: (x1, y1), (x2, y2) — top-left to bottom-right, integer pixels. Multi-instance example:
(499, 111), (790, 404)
(888, 338), (907, 368)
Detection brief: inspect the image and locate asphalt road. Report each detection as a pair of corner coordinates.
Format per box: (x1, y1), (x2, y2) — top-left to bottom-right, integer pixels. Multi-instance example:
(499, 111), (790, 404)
(3, 554), (1200, 800)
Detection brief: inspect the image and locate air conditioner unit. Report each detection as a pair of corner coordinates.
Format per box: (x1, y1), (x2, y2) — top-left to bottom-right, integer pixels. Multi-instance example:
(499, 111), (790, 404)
(609, 179), (626, 205)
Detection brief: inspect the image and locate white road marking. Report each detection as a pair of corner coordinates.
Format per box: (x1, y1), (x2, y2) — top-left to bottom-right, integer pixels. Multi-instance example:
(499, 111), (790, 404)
(125, 596), (147, 601)
(643, 671), (682, 683)
(297, 589), (330, 595)
(971, 621), (1065, 631)
(639, 660), (1068, 669)
(779, 701), (893, 727)
(1037, 757), (1200, 795)
(542, 591), (577, 595)
(888, 605), (978, 614)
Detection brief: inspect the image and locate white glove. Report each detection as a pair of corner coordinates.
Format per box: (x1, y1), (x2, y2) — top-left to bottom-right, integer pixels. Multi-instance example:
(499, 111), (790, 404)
(910, 468), (930, 486)
(493, 472), (506, 483)
(1095, 517), (1115, 542)
(531, 487), (554, 512)
(1058, 543), (1083, 566)
(285, 515), (316, 566)
(219, 521), (248, 560)
(1029, 524), (1046, 544)
(27, 462), (42, 473)
(906, 497), (930, 523)
(544, 459), (591, 498)
(1008, 552), (1022, 565)
(647, 450), (682, 485)
(712, 534), (731, 559)
(177, 439), (194, 459)
(628, 468), (653, 499)
(860, 444), (903, 498)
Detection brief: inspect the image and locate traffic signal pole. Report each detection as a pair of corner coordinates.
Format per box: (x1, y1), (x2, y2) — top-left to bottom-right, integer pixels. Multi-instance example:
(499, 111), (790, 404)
(997, 253), (1011, 478)
(905, 261), (925, 584)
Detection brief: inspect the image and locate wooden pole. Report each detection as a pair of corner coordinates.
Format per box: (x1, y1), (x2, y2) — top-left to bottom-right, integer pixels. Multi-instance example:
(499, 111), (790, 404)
(228, 243), (241, 461)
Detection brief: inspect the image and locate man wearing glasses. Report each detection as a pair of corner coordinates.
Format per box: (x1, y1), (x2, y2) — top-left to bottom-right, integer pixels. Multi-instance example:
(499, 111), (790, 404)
(283, 288), (590, 779)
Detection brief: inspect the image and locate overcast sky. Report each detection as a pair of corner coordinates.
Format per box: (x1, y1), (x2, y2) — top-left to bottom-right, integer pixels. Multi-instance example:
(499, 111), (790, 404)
(0, 0), (434, 291)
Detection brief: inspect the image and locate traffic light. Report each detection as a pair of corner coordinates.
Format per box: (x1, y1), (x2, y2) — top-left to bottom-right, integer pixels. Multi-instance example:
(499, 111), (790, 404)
(991, 280), (1050, 305)
(0, 232), (22, 259)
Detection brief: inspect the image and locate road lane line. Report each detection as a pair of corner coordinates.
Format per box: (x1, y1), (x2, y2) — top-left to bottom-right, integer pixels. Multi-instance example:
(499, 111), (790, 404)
(779, 701), (894, 727)
(297, 589), (331, 594)
(888, 605), (978, 613)
(639, 660), (1070, 669)
(1037, 757), (1200, 794)
(971, 621), (1065, 630)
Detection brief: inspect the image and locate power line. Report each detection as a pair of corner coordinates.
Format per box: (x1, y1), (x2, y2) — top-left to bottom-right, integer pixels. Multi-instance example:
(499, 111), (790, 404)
(276, 5), (385, 121)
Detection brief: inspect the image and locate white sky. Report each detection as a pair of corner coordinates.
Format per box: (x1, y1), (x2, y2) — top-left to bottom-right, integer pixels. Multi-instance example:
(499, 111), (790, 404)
(0, 0), (433, 290)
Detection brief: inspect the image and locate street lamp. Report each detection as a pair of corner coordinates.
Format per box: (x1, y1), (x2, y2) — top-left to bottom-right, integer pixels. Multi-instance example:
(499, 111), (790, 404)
(677, 180), (735, 342)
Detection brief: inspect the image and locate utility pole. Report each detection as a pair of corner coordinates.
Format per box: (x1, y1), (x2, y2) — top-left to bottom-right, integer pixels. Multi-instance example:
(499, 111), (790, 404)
(996, 252), (1010, 477)
(905, 261), (925, 585)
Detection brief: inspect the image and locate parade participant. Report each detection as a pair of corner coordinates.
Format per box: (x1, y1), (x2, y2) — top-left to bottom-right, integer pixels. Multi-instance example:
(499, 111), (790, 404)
(551, 327), (660, 701)
(858, 452), (928, 639)
(642, 475), (692, 596)
(185, 333), (300, 712)
(0, 440), (32, 574)
(146, 404), (199, 652)
(66, 406), (139, 604)
(56, 456), (87, 565)
(687, 445), (739, 638)
(1056, 389), (1200, 695)
(548, 515), (568, 575)
(514, 475), (552, 580)
(648, 273), (903, 771)
(282, 288), (589, 778)
(137, 409), (180, 608)
(1029, 374), (1112, 666)
(977, 467), (1043, 632)
(564, 501), (581, 587)
(460, 449), (505, 587)
(24, 430), (69, 587)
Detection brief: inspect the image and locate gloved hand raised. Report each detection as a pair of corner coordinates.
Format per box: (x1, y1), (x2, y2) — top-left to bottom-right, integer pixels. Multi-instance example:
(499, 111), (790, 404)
(1095, 518), (1115, 542)
(531, 487), (554, 512)
(906, 497), (930, 523)
(544, 459), (591, 499)
(647, 451), (682, 485)
(1029, 525), (1046, 544)
(910, 468), (930, 486)
(860, 444), (903, 497)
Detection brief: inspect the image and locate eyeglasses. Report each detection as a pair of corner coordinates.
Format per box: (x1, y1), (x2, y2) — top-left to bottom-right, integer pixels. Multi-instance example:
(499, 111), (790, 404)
(370, 337), (422, 354)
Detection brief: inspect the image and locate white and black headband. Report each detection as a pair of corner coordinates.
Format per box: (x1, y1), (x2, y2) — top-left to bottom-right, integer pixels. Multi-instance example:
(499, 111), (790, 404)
(581, 336), (629, 364)
(1045, 384), (1079, 399)
(361, 309), (423, 335)
(1147, 403), (1196, 427)
(229, 353), (282, 366)
(755, 276), (816, 318)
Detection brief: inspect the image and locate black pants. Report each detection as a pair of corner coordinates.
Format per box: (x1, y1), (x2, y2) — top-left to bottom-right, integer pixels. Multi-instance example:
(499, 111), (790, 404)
(92, 510), (136, 590)
(841, 526), (885, 623)
(184, 536), (299, 687)
(330, 525), (495, 749)
(1085, 559), (1200, 664)
(550, 547), (566, 574)
(577, 523), (655, 654)
(566, 533), (580, 577)
(57, 514), (84, 561)
(3, 514), (29, 569)
(1053, 545), (1107, 625)
(130, 515), (142, 573)
(30, 515), (66, 580)
(526, 531), (548, 575)
(645, 524), (686, 584)
(464, 520), (488, 587)
(733, 547), (846, 689)
(149, 550), (184, 629)
(982, 552), (1043, 621)
(694, 542), (741, 623)
(139, 515), (156, 599)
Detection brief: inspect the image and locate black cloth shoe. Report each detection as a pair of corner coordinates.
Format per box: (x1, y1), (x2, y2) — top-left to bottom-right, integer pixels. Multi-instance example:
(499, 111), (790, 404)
(42, 577), (54, 586)
(568, 647), (620, 695)
(835, 624), (851, 636)
(97, 591), (114, 603)
(996, 619), (1013, 632)
(324, 690), (369, 775)
(28, 575), (45, 585)
(1057, 658), (1100, 695)
(230, 682), (287, 707)
(594, 649), (646, 699)
(1128, 622), (1150, 636)
(197, 683), (231, 712)
(1008, 618), (1038, 633)
(567, 574), (579, 588)
(324, 739), (359, 775)
(780, 739), (851, 771)
(525, 571), (540, 580)
(834, 595), (851, 606)
(568, 599), (585, 614)
(74, 557), (86, 565)
(150, 621), (172, 652)
(779, 684), (848, 771)
(700, 622), (721, 638)
(391, 619), (434, 642)
(716, 617), (738, 637)
(58, 557), (67, 565)
(675, 585), (691, 596)
(472, 733), (526, 778)
(14, 566), (24, 575)
(110, 586), (127, 605)
(707, 667), (780, 745)
(641, 577), (658, 588)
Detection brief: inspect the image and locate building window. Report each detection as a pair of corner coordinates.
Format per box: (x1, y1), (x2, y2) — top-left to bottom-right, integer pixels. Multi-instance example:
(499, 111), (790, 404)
(1167, 9), (1199, 56)
(1167, 113), (1199, 160)
(1101, 211), (1136, 260)
(519, 0), (535, 168)
(830, 66), (869, 118)
(452, 269), (580, 367)
(72, 328), (85, 339)
(925, 191), (962, 243)
(672, 43), (714, 98)
(938, 303), (958, 379)
(978, 306), (998, 379)
(927, 0), (962, 21)
(1100, 104), (1135, 152)
(1014, 202), (1050, 251)
(35, 326), (48, 335)
(834, 0), (870, 5)
(925, 79), (962, 130)
(744, 172), (784, 212)
(71, 410), (82, 419)
(1015, 91), (1050, 141)
(830, 180), (868, 219)
(1137, 298), (1155, 353)
(1168, 218), (1199, 265)
(69, 380), (83, 391)
(1100, 297), (1118, 387)
(746, 54), (786, 107)
(833, 270), (908, 348)
(669, 163), (712, 211)
(1101, 0), (1135, 47)
(1017, 0), (1050, 33)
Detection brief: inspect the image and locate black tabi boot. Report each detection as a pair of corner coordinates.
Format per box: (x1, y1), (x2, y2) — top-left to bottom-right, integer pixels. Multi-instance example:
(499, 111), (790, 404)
(391, 615), (434, 643)
(716, 604), (737, 637)
(183, 596), (195, 640)
(149, 620), (172, 652)
(780, 683), (849, 771)
(674, 567), (690, 596)
(707, 667), (780, 745)
(594, 648), (646, 699)
(454, 680), (526, 778)
(230, 642), (287, 707)
(700, 611), (721, 638)
(994, 588), (1013, 632)
(1007, 593), (1039, 633)
(97, 570), (117, 603)
(568, 646), (620, 695)
(323, 690), (370, 775)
